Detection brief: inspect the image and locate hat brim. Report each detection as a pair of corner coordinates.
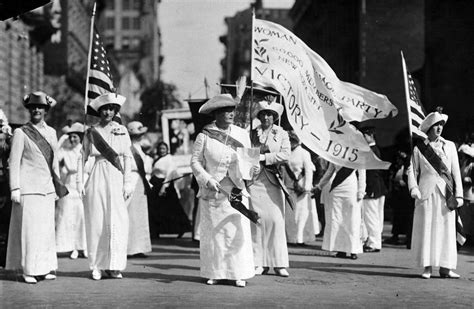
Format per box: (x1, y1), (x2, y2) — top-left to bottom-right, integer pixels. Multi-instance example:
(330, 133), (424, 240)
(420, 113), (448, 133)
(129, 127), (148, 136)
(199, 99), (236, 114)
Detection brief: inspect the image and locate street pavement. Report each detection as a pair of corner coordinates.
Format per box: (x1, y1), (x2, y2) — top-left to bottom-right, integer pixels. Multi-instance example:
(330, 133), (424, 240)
(1, 228), (474, 308)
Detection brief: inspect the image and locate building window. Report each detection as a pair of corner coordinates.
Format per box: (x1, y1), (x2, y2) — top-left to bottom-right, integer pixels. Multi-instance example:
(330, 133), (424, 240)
(131, 37), (141, 48)
(123, 0), (131, 10)
(105, 35), (114, 49)
(106, 0), (115, 10)
(132, 0), (141, 10)
(122, 17), (130, 30)
(106, 17), (114, 30)
(121, 36), (130, 49)
(132, 17), (140, 29)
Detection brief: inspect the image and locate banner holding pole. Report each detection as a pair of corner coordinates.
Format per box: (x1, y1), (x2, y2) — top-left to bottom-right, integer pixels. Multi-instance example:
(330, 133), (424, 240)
(251, 19), (397, 170)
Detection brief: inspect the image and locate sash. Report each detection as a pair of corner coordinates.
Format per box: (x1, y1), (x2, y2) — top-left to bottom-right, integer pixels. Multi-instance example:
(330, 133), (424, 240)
(131, 145), (151, 195)
(21, 123), (69, 198)
(229, 187), (260, 224)
(201, 127), (244, 151)
(264, 165), (296, 210)
(415, 139), (457, 210)
(284, 163), (305, 196)
(330, 167), (354, 192)
(87, 127), (124, 173)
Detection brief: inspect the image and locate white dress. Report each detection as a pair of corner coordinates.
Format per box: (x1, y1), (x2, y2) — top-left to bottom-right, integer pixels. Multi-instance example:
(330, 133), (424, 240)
(408, 137), (463, 268)
(190, 123), (255, 280)
(126, 142), (152, 255)
(55, 144), (87, 253)
(283, 146), (320, 244)
(320, 164), (366, 254)
(82, 122), (133, 271)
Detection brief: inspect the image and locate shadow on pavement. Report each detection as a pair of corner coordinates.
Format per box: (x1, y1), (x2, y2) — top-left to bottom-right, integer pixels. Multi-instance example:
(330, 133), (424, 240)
(138, 262), (199, 271)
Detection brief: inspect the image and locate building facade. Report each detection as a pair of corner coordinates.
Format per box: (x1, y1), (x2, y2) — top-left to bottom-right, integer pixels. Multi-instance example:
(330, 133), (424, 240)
(220, 0), (293, 84)
(99, 0), (162, 118)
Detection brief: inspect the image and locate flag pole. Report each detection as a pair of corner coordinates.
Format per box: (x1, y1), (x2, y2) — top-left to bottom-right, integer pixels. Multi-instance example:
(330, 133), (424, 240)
(249, 9), (255, 134)
(84, 2), (97, 116)
(400, 50), (413, 151)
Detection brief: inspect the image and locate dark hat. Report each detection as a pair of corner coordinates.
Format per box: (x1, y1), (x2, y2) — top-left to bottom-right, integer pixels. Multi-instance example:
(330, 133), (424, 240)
(23, 91), (56, 108)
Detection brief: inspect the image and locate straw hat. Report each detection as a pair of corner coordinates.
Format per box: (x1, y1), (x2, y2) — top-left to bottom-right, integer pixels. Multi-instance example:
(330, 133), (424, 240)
(198, 94), (237, 114)
(23, 91), (56, 109)
(419, 108), (448, 133)
(88, 93), (126, 113)
(257, 96), (284, 120)
(127, 121), (148, 136)
(67, 122), (85, 134)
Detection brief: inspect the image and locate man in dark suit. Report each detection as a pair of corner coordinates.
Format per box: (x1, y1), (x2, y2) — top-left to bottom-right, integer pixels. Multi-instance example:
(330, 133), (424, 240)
(361, 127), (388, 252)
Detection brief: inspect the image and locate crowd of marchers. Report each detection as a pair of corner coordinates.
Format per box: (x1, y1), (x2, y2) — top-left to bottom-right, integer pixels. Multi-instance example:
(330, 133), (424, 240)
(0, 87), (472, 287)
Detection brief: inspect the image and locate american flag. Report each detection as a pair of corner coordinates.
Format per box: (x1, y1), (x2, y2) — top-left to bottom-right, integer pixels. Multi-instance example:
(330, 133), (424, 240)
(401, 52), (426, 139)
(86, 28), (115, 114)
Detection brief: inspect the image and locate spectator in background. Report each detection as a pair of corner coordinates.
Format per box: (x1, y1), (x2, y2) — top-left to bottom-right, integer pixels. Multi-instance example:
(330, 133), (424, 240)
(360, 126), (388, 253)
(282, 131), (320, 246)
(55, 123), (87, 260)
(0, 118), (12, 268)
(126, 121), (153, 258)
(384, 150), (414, 248)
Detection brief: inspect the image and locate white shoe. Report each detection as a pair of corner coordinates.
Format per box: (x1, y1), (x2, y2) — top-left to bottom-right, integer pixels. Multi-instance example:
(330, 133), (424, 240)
(91, 269), (102, 280)
(23, 275), (37, 284)
(70, 250), (79, 260)
(421, 267), (432, 279)
(206, 279), (218, 285)
(235, 280), (246, 288)
(440, 270), (460, 279)
(82, 250), (88, 258)
(255, 266), (269, 275)
(43, 273), (56, 280)
(274, 268), (289, 277)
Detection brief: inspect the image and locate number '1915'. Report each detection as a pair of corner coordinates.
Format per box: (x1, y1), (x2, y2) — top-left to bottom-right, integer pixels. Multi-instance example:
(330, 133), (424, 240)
(324, 140), (358, 162)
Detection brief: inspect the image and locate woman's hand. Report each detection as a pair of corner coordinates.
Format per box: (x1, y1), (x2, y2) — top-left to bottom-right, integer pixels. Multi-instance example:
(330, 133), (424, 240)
(11, 189), (20, 204)
(410, 188), (421, 200)
(357, 191), (365, 201)
(456, 197), (464, 207)
(158, 184), (168, 197)
(251, 165), (260, 176)
(123, 184), (133, 200)
(207, 179), (221, 192)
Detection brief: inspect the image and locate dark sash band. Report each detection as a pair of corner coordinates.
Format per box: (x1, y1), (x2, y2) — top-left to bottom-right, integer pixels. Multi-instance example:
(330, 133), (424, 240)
(21, 123), (69, 198)
(201, 126), (244, 151)
(330, 167), (354, 192)
(87, 127), (124, 173)
(415, 139), (457, 210)
(131, 145), (151, 195)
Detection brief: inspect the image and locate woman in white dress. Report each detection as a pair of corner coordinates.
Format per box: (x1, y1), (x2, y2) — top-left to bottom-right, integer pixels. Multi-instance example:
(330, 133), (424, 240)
(407, 109), (463, 279)
(282, 131), (320, 245)
(56, 122), (87, 259)
(126, 121), (152, 258)
(248, 98), (291, 277)
(317, 164), (366, 259)
(191, 92), (257, 288)
(79, 93), (133, 280)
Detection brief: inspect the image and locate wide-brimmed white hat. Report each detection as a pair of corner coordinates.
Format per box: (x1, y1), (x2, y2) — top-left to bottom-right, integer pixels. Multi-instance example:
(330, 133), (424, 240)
(419, 110), (448, 133)
(127, 121), (148, 136)
(67, 122), (85, 134)
(199, 94), (237, 114)
(257, 98), (284, 120)
(23, 91), (57, 109)
(88, 93), (126, 113)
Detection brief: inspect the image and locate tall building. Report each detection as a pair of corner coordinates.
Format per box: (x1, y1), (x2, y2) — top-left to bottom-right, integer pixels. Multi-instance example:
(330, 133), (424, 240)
(290, 0), (424, 147)
(0, 12), (50, 124)
(41, 0), (98, 129)
(220, 0), (293, 84)
(99, 0), (162, 118)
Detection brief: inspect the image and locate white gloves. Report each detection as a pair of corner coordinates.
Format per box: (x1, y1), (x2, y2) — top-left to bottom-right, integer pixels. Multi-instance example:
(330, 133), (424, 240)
(457, 197), (464, 207)
(11, 189), (20, 204)
(206, 179), (221, 192)
(410, 188), (421, 200)
(123, 183), (133, 200)
(357, 192), (365, 201)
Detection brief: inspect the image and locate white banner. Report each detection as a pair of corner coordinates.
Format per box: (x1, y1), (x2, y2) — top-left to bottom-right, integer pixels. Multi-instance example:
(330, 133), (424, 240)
(251, 18), (395, 170)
